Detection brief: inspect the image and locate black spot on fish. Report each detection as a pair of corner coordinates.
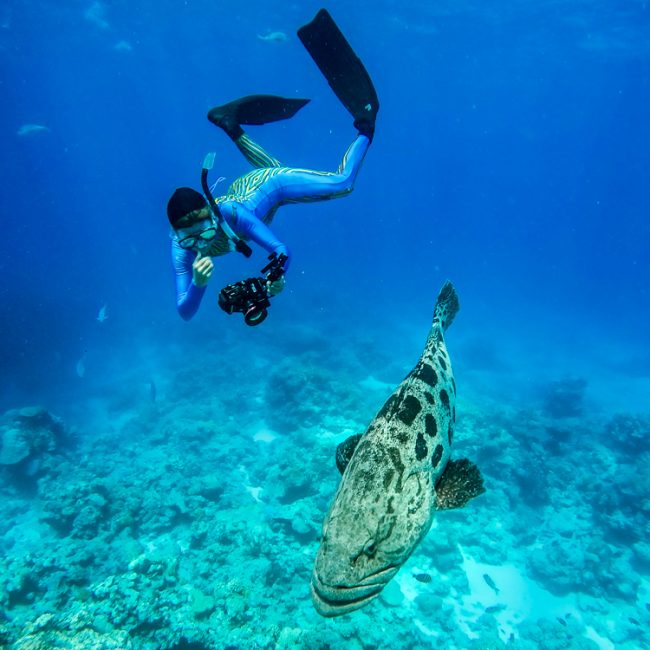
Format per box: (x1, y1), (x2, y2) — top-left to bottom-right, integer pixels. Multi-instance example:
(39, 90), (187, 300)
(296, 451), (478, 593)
(413, 573), (432, 583)
(416, 364), (438, 387)
(452, 406), (456, 423)
(448, 422), (454, 445)
(431, 444), (443, 468)
(438, 356), (447, 371)
(415, 433), (428, 460)
(383, 469), (395, 489)
(397, 395), (422, 426)
(439, 389), (450, 413)
(387, 447), (405, 492)
(424, 392), (435, 404)
(425, 414), (437, 437)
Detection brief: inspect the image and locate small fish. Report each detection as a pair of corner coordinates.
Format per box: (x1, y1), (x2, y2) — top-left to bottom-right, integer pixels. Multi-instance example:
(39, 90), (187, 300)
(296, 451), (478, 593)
(17, 123), (49, 137)
(97, 304), (108, 323)
(629, 617), (640, 626)
(149, 378), (157, 403)
(257, 31), (288, 43)
(114, 40), (132, 52)
(485, 604), (506, 614)
(557, 617), (567, 627)
(76, 351), (87, 378)
(84, 1), (109, 30)
(413, 573), (432, 584)
(483, 573), (499, 595)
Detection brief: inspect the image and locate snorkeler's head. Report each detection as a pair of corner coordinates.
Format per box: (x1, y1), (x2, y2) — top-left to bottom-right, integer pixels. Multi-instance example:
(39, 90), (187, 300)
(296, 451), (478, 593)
(167, 187), (208, 228)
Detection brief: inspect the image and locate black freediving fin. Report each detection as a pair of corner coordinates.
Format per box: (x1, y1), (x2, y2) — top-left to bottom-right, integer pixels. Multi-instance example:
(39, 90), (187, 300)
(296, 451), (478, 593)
(208, 94), (310, 139)
(298, 8), (379, 139)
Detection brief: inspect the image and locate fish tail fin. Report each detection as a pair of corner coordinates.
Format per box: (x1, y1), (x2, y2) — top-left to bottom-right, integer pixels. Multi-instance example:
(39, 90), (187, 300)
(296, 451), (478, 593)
(433, 281), (459, 332)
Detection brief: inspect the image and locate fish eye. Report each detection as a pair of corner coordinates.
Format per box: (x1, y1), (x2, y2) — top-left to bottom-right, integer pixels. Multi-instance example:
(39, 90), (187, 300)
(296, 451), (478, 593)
(363, 540), (377, 556)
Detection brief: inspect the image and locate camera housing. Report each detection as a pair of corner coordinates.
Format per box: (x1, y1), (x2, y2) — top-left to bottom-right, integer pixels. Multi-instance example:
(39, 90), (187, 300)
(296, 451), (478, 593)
(218, 277), (271, 325)
(218, 253), (288, 326)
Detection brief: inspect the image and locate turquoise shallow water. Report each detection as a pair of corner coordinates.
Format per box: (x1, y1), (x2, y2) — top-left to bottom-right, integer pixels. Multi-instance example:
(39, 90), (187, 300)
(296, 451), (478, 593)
(1, 307), (648, 649)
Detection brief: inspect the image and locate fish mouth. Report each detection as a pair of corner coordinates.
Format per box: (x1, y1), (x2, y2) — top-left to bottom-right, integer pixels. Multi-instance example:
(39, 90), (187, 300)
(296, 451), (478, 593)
(310, 564), (400, 617)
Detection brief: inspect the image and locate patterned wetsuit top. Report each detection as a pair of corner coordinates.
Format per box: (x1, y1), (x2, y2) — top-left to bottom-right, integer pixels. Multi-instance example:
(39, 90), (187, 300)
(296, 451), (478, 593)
(172, 133), (370, 320)
(202, 135), (284, 258)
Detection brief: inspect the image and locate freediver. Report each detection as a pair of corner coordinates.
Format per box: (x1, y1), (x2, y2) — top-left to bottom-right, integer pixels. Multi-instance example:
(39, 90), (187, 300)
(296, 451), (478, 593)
(166, 9), (379, 323)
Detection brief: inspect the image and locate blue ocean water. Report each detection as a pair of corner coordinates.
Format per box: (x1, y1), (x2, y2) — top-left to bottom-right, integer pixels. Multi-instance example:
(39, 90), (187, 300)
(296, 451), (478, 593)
(1, 1), (649, 648)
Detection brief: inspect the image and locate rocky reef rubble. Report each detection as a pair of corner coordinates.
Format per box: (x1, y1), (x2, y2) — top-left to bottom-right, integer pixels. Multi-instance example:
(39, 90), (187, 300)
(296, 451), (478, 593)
(0, 349), (649, 650)
(0, 407), (72, 482)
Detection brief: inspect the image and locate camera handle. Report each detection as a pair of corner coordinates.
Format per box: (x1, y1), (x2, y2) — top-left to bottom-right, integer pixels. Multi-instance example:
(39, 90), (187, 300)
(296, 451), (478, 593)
(260, 253), (288, 282)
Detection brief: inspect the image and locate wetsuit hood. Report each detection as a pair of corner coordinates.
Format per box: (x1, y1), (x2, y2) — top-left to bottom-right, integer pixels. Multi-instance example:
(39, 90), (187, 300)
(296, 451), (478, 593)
(167, 187), (207, 227)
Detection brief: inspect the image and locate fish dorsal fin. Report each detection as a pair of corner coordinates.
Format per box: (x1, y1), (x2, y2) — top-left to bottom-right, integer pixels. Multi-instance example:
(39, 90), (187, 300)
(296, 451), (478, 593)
(434, 458), (485, 510)
(335, 433), (363, 475)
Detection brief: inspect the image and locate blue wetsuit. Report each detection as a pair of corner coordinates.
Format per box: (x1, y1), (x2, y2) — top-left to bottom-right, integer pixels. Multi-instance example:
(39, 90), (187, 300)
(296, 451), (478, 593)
(172, 133), (370, 320)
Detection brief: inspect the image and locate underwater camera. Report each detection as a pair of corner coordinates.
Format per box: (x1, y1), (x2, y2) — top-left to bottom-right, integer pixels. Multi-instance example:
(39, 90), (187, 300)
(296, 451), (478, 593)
(218, 253), (287, 326)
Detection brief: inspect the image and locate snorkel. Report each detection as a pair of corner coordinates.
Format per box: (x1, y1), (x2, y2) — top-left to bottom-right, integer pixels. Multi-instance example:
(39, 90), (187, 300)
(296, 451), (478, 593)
(201, 152), (253, 258)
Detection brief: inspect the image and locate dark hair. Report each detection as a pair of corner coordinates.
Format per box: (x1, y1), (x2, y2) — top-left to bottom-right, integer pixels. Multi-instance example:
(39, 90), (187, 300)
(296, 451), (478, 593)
(167, 187), (208, 227)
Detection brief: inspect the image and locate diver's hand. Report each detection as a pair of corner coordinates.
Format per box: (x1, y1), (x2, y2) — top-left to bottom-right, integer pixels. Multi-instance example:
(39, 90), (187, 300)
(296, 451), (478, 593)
(266, 275), (286, 297)
(192, 253), (214, 288)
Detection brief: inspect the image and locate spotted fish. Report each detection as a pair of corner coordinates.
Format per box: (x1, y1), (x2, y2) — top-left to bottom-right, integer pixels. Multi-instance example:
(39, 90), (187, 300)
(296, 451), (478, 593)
(311, 281), (485, 617)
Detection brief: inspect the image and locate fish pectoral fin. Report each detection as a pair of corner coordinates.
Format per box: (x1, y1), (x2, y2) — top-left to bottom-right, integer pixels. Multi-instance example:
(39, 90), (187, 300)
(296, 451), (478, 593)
(335, 433), (364, 475)
(434, 458), (486, 510)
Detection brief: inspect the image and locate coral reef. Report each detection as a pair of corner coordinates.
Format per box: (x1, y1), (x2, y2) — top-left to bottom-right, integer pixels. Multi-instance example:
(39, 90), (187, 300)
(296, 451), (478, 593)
(540, 378), (587, 419)
(604, 413), (650, 454)
(0, 333), (648, 650)
(0, 407), (71, 480)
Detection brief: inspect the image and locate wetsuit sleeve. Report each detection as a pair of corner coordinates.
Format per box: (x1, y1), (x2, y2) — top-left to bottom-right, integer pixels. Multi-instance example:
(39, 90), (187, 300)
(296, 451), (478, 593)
(171, 241), (207, 321)
(233, 211), (291, 270)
